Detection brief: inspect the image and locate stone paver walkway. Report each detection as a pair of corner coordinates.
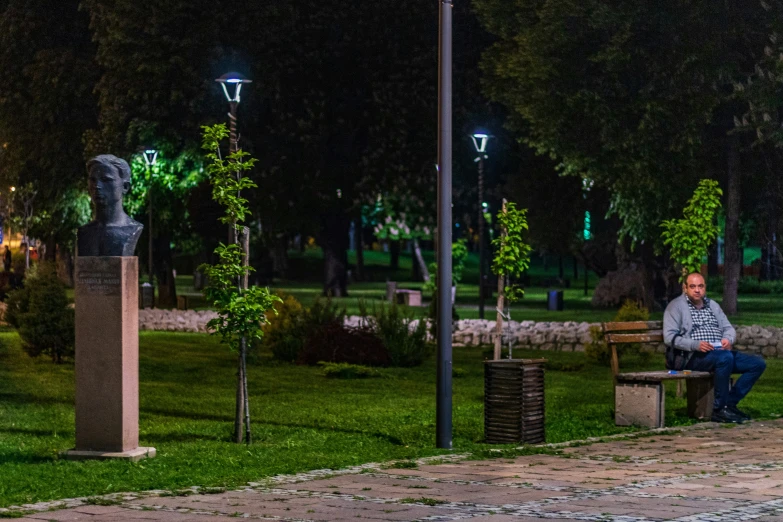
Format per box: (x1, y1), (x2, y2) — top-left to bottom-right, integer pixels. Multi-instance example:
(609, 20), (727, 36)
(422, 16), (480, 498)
(11, 419), (783, 521)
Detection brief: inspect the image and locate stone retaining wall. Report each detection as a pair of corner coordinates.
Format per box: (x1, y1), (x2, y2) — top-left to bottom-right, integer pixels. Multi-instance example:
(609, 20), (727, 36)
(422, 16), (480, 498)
(137, 310), (783, 358)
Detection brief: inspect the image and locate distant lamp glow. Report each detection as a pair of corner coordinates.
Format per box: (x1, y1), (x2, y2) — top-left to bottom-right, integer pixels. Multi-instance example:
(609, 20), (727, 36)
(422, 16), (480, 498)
(470, 132), (492, 159)
(142, 148), (158, 167)
(583, 211), (592, 241)
(482, 201), (488, 208)
(10, 186), (15, 192)
(215, 72), (252, 103)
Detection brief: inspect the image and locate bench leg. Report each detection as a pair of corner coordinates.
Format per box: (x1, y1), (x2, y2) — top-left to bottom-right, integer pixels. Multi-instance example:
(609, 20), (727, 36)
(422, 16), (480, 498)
(687, 377), (714, 420)
(615, 382), (664, 428)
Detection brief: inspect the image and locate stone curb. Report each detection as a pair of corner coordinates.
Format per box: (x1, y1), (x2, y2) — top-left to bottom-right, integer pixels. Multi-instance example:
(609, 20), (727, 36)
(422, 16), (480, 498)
(138, 310), (783, 358)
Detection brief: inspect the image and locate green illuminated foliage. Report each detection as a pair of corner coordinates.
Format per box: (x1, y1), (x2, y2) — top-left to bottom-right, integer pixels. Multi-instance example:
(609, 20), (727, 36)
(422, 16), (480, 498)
(198, 124), (281, 353)
(660, 179), (722, 281)
(492, 202), (532, 303)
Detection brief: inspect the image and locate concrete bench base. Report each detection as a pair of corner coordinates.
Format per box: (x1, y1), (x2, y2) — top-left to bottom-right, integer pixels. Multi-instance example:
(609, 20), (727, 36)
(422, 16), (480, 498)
(615, 371), (713, 428)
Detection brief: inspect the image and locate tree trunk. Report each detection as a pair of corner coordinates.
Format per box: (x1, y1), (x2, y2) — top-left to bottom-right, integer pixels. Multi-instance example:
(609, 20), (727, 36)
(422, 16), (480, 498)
(723, 135), (741, 315)
(321, 213), (350, 297)
(412, 238), (430, 283)
(24, 230), (30, 269)
(493, 200), (508, 360)
(411, 242), (421, 281)
(638, 243), (658, 311)
(270, 235), (288, 280)
(708, 244), (719, 278)
(56, 244), (75, 287)
(154, 233), (177, 308)
(234, 356), (244, 443)
(43, 237), (56, 262)
(573, 255), (579, 280)
(389, 240), (400, 270)
(354, 222), (365, 281)
(762, 205), (778, 280)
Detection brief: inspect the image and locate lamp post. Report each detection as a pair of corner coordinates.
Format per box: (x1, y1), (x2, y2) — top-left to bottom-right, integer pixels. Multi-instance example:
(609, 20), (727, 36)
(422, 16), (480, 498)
(582, 178), (593, 296)
(470, 132), (491, 319)
(216, 71), (253, 444)
(141, 148), (158, 289)
(215, 72), (252, 175)
(437, 0), (453, 450)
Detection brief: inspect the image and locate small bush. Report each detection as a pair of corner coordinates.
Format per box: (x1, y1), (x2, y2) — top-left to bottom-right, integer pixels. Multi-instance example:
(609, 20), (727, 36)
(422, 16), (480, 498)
(359, 300), (431, 367)
(262, 294), (347, 363)
(452, 367), (468, 378)
(297, 322), (390, 366)
(261, 293), (306, 362)
(317, 362), (379, 379)
(0, 271), (24, 301)
(11, 251), (26, 276)
(585, 299), (649, 366)
(5, 263), (74, 363)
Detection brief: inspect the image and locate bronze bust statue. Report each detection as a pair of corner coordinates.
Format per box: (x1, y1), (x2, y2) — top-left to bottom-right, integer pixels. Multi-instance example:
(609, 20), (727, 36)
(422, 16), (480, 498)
(77, 155), (143, 257)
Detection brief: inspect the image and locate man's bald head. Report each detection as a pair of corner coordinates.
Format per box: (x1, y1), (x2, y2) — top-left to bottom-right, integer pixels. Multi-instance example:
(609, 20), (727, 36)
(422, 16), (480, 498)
(683, 272), (706, 306)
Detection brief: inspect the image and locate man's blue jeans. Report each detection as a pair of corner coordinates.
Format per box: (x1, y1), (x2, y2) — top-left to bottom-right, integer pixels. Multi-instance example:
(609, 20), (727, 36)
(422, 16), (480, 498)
(685, 349), (766, 409)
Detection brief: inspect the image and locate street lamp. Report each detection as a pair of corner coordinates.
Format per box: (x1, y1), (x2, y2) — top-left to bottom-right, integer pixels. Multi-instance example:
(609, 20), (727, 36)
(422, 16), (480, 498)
(471, 132), (492, 319)
(215, 72), (252, 245)
(141, 148), (158, 289)
(216, 71), (253, 444)
(582, 177), (594, 296)
(215, 72), (252, 161)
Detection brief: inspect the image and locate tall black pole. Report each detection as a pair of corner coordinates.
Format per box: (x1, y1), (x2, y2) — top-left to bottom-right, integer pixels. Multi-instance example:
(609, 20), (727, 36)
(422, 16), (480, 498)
(148, 167), (154, 288)
(436, 0), (453, 450)
(477, 156), (485, 319)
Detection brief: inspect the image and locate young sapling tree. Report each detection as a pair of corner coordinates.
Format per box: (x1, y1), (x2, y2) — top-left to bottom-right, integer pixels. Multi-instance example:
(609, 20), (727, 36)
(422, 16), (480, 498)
(199, 124), (281, 444)
(491, 200), (532, 359)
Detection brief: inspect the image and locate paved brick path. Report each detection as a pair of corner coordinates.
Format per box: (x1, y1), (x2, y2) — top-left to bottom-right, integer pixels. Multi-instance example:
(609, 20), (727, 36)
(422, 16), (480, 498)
(11, 419), (783, 521)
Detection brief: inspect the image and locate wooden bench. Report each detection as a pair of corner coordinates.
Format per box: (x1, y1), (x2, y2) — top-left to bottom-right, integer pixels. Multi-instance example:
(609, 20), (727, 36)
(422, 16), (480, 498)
(604, 320), (714, 428)
(385, 282), (422, 306)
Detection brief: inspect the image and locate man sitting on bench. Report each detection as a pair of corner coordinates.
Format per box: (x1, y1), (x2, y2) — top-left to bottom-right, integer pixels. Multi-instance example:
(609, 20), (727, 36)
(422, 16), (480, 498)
(663, 272), (766, 424)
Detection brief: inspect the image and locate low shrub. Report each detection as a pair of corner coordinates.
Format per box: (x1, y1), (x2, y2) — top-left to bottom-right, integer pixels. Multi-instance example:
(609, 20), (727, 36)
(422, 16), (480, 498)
(261, 293), (306, 362)
(0, 271), (24, 301)
(585, 299), (649, 366)
(11, 251), (26, 276)
(5, 263), (74, 363)
(317, 362), (379, 379)
(297, 322), (390, 366)
(359, 300), (431, 367)
(262, 293), (346, 363)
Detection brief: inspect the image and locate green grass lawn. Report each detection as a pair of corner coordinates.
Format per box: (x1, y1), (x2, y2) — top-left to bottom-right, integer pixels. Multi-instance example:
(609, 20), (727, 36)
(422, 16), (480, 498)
(2, 328), (782, 508)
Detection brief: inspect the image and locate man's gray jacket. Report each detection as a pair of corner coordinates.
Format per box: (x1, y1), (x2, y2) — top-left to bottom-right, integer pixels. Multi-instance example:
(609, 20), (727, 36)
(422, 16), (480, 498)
(663, 293), (736, 351)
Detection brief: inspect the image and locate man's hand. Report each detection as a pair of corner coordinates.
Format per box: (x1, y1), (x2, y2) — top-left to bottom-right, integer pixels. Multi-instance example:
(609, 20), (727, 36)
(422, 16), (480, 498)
(699, 341), (714, 352)
(721, 338), (732, 350)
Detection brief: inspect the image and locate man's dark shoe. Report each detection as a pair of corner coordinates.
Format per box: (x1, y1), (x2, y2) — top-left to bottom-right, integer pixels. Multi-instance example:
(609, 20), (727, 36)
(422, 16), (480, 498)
(711, 406), (744, 424)
(727, 404), (751, 421)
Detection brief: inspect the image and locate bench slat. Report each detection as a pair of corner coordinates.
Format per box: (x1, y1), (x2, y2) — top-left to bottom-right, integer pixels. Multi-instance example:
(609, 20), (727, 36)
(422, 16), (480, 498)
(603, 321), (662, 332)
(605, 332), (663, 344)
(617, 371), (712, 382)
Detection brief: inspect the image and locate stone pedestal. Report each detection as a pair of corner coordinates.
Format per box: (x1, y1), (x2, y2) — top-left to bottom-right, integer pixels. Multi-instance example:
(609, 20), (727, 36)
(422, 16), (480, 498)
(64, 256), (155, 461)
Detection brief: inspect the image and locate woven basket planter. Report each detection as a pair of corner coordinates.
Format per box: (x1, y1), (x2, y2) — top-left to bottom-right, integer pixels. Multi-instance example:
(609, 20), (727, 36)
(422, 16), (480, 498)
(484, 359), (546, 444)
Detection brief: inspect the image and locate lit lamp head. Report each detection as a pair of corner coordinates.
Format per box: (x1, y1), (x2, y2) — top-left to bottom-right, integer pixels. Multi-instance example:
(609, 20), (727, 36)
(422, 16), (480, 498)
(141, 147), (158, 167)
(470, 132), (492, 161)
(215, 72), (252, 103)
